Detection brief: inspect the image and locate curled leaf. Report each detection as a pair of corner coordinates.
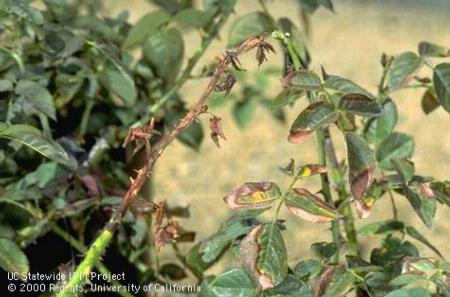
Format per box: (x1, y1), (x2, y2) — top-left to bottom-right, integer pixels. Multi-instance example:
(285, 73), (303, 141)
(209, 115), (227, 148)
(256, 41), (275, 67)
(279, 158), (295, 176)
(154, 201), (194, 249)
(223, 182), (282, 209)
(288, 101), (338, 144)
(297, 164), (328, 178)
(285, 188), (339, 223)
(215, 71), (236, 95)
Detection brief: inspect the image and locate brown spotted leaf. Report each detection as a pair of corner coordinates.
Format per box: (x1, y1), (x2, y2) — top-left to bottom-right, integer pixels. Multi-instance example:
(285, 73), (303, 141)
(345, 133), (376, 218)
(288, 101), (338, 144)
(223, 182), (282, 209)
(284, 188), (339, 223)
(240, 224), (288, 289)
(296, 164), (328, 178)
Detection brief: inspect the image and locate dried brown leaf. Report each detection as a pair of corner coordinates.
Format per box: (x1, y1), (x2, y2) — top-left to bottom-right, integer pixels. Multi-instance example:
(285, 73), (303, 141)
(209, 115), (227, 148)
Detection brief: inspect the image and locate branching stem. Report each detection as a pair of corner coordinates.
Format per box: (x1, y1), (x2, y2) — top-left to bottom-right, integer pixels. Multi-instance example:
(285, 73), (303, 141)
(55, 31), (273, 296)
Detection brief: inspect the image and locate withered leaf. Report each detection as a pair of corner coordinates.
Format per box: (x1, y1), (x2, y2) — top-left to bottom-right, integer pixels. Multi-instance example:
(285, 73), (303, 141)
(223, 182), (282, 209)
(215, 71), (236, 95)
(153, 201), (194, 249)
(279, 158), (295, 176)
(256, 41), (275, 67)
(284, 188), (339, 223)
(209, 115), (227, 148)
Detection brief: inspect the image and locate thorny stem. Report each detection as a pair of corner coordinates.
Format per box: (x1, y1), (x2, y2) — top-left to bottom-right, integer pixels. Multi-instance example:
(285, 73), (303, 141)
(50, 223), (134, 297)
(56, 33), (272, 296)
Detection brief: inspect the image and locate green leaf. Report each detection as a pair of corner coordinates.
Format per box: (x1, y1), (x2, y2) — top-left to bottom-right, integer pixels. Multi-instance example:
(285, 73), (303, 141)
(240, 224), (288, 289)
(16, 80), (56, 120)
(387, 52), (422, 91)
(324, 75), (374, 98)
(345, 132), (375, 218)
(203, 0), (237, 13)
(287, 70), (322, 91)
(288, 101), (338, 143)
(206, 268), (256, 297)
(264, 275), (312, 297)
(224, 182), (281, 209)
(173, 8), (211, 28)
(392, 163), (435, 228)
(364, 98), (397, 144)
(199, 219), (255, 262)
(0, 238), (29, 276)
(285, 188), (339, 223)
(322, 266), (355, 297)
(296, 0), (319, 14)
(433, 63), (450, 113)
(407, 288), (431, 297)
(391, 159), (415, 183)
(405, 225), (443, 258)
(376, 132), (414, 170)
(386, 289), (409, 297)
(143, 28), (184, 83)
(318, 0), (334, 11)
(386, 288), (431, 297)
(0, 79), (13, 92)
(294, 259), (322, 280)
(358, 220), (404, 237)
(228, 12), (273, 47)
(389, 274), (425, 287)
(159, 263), (187, 280)
(178, 120), (204, 150)
(165, 107), (204, 150)
(123, 10), (170, 49)
(338, 94), (382, 117)
(418, 41), (450, 57)
(233, 98), (255, 129)
(0, 123), (77, 170)
(98, 66), (137, 107)
(311, 242), (337, 260)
